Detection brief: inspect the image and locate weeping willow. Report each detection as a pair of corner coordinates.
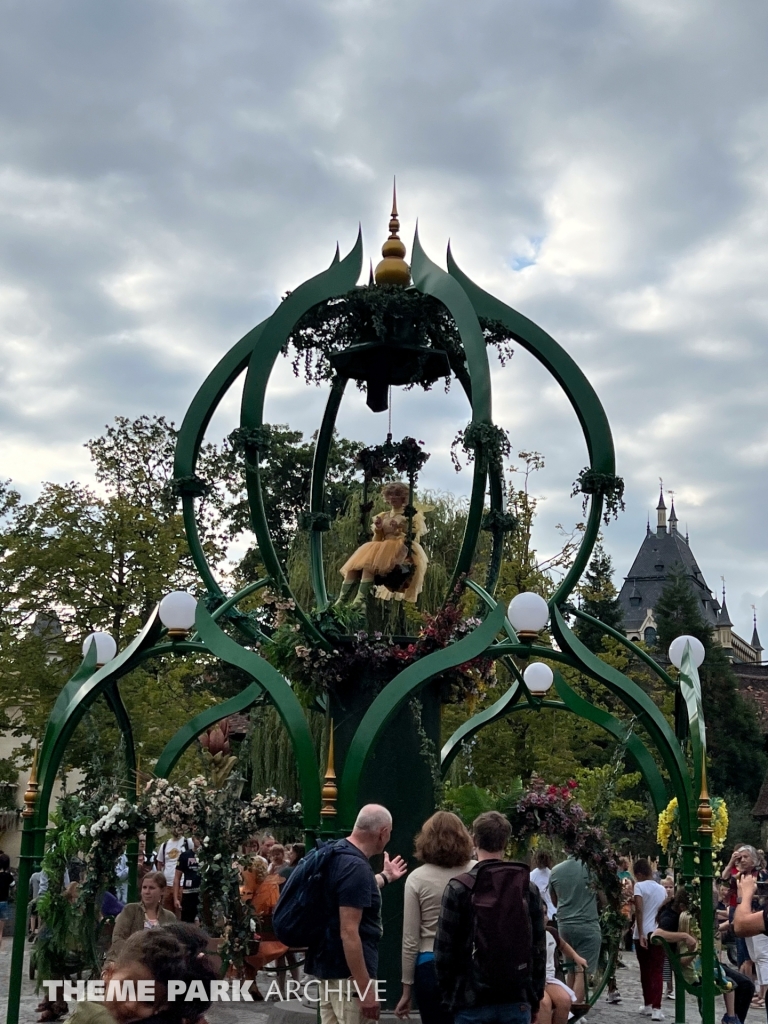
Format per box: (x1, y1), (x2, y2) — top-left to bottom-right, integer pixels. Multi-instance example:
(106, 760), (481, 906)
(248, 703), (327, 804)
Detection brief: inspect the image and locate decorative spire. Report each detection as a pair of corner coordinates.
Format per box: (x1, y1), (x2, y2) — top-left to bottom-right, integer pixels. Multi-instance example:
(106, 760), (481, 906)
(697, 750), (713, 835)
(752, 605), (763, 657)
(646, 513), (651, 537)
(22, 746), (39, 819)
(320, 722), (338, 819)
(374, 180), (411, 287)
(668, 492), (678, 534)
(656, 481), (667, 534)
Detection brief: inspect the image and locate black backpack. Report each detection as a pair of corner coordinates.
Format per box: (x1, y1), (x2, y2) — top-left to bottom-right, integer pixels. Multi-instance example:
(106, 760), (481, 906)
(272, 839), (357, 949)
(454, 861), (533, 1000)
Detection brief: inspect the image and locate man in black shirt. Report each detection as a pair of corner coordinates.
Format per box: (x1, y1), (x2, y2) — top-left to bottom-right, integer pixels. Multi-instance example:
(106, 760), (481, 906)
(174, 841), (201, 924)
(305, 804), (407, 1024)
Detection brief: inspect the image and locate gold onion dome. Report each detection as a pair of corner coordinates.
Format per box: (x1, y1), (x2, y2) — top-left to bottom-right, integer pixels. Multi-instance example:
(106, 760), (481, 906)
(374, 183), (411, 287)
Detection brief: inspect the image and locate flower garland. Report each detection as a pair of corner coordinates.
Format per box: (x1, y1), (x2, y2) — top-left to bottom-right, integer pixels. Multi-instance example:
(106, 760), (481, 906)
(262, 597), (496, 703)
(506, 777), (624, 940)
(144, 776), (301, 958)
(656, 795), (729, 860)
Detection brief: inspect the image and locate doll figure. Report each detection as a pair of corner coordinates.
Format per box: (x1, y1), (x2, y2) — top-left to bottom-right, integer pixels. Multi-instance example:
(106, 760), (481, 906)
(337, 481), (429, 607)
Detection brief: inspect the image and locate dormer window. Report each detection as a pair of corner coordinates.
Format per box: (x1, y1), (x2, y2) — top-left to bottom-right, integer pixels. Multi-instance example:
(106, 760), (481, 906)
(654, 562), (664, 572)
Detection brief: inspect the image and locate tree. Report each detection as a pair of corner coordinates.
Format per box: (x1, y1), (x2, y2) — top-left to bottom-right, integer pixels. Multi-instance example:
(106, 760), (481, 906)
(654, 567), (767, 801)
(575, 543), (624, 653)
(221, 424), (360, 567)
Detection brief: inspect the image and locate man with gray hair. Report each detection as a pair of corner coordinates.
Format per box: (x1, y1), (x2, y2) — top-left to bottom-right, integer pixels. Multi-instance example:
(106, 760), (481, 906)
(305, 803), (407, 1024)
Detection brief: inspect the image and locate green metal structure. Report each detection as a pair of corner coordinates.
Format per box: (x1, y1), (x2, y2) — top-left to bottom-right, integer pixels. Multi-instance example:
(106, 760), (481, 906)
(8, 217), (718, 1024)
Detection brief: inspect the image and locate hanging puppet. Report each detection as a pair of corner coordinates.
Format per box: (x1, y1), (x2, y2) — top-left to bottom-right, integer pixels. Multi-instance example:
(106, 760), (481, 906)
(336, 481), (429, 607)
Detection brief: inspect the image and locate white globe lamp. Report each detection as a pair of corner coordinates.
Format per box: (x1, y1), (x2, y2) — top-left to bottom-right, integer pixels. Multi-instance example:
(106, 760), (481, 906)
(159, 591), (198, 638)
(82, 631), (117, 667)
(524, 662), (554, 695)
(668, 635), (705, 671)
(507, 592), (549, 642)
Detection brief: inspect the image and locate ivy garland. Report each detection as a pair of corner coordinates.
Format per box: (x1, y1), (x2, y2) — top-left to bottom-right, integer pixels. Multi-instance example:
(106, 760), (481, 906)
(450, 422), (512, 473)
(410, 698), (445, 807)
(283, 285), (515, 392)
(300, 511), (333, 532)
(571, 468), (626, 523)
(355, 435), (430, 482)
(481, 509), (518, 534)
(170, 474), (211, 498)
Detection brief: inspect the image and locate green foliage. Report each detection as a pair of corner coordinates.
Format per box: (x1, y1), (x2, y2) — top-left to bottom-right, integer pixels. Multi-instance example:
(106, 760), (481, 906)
(223, 423), (359, 564)
(575, 543), (625, 653)
(443, 781), (523, 825)
(654, 567), (767, 801)
(35, 797), (91, 987)
(722, 788), (762, 854)
(284, 285), (515, 395)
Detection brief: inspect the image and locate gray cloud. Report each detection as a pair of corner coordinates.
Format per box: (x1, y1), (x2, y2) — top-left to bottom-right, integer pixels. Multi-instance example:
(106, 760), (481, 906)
(2, 0), (768, 639)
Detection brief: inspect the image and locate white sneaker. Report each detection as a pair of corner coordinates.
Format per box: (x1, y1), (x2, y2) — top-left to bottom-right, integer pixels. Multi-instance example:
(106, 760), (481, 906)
(639, 1006), (653, 1016)
(651, 1012), (665, 1022)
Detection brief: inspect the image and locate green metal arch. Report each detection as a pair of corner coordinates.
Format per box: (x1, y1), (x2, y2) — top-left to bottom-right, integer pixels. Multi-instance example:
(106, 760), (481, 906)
(440, 672), (669, 816)
(239, 233), (363, 643)
(447, 248), (614, 605)
(154, 684), (262, 780)
(410, 232), (493, 596)
(551, 607), (696, 847)
(193, 605), (322, 829)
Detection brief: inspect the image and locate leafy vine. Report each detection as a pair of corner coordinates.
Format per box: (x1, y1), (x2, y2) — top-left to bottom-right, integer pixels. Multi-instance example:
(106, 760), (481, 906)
(571, 468), (626, 523)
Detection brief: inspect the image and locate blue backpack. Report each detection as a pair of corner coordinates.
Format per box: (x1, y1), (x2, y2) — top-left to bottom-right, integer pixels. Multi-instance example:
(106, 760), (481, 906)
(272, 839), (357, 949)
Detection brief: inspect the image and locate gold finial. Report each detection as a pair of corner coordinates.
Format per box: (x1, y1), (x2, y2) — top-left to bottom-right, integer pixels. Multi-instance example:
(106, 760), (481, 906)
(374, 180), (411, 287)
(23, 746), (39, 819)
(320, 722), (338, 819)
(697, 750), (713, 834)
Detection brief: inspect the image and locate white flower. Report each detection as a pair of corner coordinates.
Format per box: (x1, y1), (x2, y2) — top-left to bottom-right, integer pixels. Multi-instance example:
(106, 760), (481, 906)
(79, 825), (87, 836)
(214, 853), (221, 861)
(119, 820), (128, 829)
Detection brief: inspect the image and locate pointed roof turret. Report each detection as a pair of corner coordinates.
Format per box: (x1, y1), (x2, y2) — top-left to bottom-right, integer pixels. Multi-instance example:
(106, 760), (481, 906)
(719, 581), (733, 628)
(752, 606), (763, 656)
(656, 482), (667, 535)
(668, 495), (678, 535)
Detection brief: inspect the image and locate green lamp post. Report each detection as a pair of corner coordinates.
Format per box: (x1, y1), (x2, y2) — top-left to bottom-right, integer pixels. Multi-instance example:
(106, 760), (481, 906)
(6, 195), (720, 1024)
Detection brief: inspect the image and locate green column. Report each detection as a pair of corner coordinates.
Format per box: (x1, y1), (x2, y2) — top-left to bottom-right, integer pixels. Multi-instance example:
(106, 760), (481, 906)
(8, 781), (39, 1024)
(331, 682), (442, 1009)
(697, 792), (716, 1024)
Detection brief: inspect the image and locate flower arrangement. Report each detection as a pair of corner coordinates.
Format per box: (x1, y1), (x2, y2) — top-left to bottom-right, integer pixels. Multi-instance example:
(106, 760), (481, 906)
(262, 594), (495, 704)
(144, 776), (301, 955)
(656, 795), (729, 859)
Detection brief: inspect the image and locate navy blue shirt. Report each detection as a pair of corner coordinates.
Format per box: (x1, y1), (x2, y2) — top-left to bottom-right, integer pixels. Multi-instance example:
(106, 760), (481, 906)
(305, 839), (382, 980)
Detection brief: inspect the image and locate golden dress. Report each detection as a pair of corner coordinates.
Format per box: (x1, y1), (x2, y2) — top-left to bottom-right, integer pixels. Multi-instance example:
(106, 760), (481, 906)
(339, 510), (428, 602)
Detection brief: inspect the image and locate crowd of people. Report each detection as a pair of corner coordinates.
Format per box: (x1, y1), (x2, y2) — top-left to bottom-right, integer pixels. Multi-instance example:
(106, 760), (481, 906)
(21, 810), (768, 1024)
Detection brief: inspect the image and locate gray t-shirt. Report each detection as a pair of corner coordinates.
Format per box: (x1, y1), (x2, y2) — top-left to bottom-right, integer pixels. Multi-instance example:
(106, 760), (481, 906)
(549, 858), (599, 926)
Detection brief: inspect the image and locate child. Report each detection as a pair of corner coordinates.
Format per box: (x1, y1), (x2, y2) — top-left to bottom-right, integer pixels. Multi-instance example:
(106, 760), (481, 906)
(69, 928), (214, 1024)
(537, 913), (588, 1024)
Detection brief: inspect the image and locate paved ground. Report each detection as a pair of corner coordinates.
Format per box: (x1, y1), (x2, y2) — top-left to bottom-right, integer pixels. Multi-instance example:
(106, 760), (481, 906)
(0, 943), (708, 1024)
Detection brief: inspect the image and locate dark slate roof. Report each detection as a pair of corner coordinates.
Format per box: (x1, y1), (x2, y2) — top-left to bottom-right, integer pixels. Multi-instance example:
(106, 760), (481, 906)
(719, 598), (733, 629)
(753, 623), (764, 652)
(618, 527), (720, 633)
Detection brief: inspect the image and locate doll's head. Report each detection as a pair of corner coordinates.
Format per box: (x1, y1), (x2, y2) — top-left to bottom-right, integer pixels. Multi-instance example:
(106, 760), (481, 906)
(381, 481), (409, 508)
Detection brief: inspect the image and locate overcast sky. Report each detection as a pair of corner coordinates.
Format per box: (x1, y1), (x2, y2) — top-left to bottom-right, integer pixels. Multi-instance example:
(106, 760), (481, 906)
(2, 0), (768, 642)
